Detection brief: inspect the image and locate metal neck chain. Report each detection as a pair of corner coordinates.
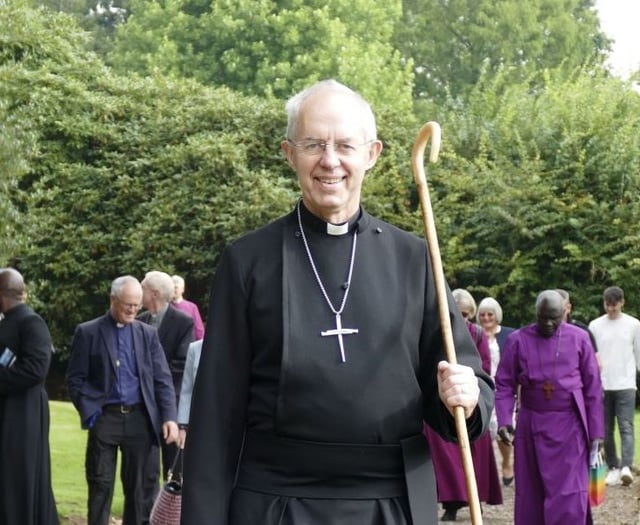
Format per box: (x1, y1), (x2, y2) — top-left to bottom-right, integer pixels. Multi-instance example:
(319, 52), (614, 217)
(538, 325), (562, 380)
(296, 200), (357, 316)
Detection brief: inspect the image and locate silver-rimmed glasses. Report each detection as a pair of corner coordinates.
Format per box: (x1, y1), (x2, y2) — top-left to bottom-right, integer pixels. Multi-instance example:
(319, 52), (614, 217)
(287, 139), (373, 157)
(115, 297), (142, 311)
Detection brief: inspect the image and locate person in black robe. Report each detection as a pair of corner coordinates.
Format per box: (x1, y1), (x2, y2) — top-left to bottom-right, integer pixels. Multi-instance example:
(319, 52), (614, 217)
(180, 79), (494, 525)
(0, 267), (59, 525)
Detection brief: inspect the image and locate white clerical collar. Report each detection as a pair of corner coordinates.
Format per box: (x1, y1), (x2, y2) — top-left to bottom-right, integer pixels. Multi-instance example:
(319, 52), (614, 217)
(326, 222), (350, 236)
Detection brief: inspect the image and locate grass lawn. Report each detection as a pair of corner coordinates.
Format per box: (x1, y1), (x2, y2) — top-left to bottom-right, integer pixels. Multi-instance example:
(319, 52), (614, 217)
(51, 400), (123, 523)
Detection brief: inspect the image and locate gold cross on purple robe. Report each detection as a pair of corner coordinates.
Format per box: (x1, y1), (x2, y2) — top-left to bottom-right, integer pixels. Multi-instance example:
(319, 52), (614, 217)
(321, 313), (358, 363)
(543, 380), (555, 400)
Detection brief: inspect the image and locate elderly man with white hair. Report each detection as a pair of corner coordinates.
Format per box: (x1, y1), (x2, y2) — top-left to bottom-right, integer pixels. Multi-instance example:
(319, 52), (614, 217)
(138, 270), (194, 518)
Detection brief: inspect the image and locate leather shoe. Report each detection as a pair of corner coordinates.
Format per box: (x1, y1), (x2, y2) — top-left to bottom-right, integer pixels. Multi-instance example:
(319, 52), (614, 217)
(441, 508), (457, 521)
(503, 476), (514, 486)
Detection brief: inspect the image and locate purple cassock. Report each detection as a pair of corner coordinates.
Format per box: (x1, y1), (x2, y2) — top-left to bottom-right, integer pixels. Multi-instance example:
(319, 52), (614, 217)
(424, 322), (502, 507)
(495, 321), (604, 525)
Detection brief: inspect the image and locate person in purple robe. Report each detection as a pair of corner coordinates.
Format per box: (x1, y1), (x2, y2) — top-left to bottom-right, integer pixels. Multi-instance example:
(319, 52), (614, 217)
(171, 274), (205, 341)
(424, 288), (502, 521)
(495, 289), (604, 525)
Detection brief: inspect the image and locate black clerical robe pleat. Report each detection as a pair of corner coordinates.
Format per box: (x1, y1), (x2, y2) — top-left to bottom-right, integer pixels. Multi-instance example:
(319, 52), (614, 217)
(181, 204), (494, 525)
(0, 304), (59, 525)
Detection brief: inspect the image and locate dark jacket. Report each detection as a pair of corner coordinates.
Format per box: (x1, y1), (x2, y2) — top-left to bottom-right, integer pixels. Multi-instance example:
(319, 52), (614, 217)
(138, 306), (194, 394)
(66, 313), (176, 443)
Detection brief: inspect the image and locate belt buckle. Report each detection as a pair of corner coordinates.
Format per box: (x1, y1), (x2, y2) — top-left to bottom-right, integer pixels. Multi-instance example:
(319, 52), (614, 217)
(120, 405), (132, 414)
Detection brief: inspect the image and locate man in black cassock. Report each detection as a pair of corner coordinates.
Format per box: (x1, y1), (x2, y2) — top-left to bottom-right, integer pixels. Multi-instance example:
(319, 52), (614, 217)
(181, 80), (494, 524)
(0, 268), (59, 525)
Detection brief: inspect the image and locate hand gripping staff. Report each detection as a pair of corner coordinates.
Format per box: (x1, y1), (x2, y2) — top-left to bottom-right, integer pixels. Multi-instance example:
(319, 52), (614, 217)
(411, 122), (482, 525)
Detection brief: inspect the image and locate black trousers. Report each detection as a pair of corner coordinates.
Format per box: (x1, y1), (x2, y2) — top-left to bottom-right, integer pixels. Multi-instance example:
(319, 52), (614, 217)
(86, 407), (152, 525)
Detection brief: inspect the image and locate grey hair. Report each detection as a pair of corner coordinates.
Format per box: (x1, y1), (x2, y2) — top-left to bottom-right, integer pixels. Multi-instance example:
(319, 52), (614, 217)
(452, 288), (477, 319)
(477, 297), (504, 324)
(172, 275), (185, 288)
(142, 271), (175, 302)
(111, 275), (141, 298)
(284, 79), (377, 141)
(535, 289), (564, 313)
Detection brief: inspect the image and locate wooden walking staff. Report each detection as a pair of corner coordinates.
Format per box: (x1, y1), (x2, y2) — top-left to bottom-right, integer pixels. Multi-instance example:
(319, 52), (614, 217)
(411, 121), (483, 525)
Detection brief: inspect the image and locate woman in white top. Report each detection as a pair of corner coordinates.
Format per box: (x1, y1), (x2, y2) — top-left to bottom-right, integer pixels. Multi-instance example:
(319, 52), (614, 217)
(478, 297), (516, 486)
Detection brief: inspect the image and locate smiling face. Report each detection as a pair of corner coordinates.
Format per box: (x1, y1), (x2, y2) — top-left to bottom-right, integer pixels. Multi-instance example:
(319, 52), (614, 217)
(478, 309), (498, 331)
(281, 88), (382, 224)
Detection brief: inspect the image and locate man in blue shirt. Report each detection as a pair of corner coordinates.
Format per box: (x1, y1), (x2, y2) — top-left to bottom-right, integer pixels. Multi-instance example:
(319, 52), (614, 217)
(66, 275), (178, 525)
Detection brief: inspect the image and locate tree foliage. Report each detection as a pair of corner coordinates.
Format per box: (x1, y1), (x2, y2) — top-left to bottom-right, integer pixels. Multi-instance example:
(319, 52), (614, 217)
(4, 0), (640, 361)
(107, 0), (414, 114)
(31, 0), (131, 56)
(395, 0), (611, 104)
(0, 98), (31, 263)
(1, 1), (420, 356)
(0, 1), (98, 264)
(432, 69), (640, 325)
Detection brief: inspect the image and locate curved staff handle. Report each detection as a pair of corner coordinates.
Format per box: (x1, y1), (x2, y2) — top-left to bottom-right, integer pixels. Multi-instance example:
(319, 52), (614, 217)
(411, 122), (483, 525)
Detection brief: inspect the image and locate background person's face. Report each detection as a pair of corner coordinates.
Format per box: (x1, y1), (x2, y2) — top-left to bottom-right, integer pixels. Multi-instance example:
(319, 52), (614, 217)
(536, 299), (563, 337)
(110, 283), (142, 324)
(478, 309), (497, 330)
(605, 300), (623, 319)
(141, 281), (155, 310)
(456, 301), (472, 322)
(173, 280), (184, 299)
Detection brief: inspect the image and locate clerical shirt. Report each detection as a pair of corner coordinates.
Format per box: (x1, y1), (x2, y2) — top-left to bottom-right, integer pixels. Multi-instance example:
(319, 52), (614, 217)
(181, 204), (495, 525)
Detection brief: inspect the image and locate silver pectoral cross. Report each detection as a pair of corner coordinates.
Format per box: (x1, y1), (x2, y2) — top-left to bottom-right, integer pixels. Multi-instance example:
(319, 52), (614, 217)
(321, 313), (358, 363)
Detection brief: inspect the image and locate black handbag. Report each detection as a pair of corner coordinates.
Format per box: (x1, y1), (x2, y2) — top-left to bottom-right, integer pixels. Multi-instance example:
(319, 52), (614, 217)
(150, 448), (183, 525)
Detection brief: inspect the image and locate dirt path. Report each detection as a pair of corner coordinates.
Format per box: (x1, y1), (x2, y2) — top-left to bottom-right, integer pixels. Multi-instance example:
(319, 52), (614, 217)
(62, 482), (639, 524)
(448, 477), (639, 524)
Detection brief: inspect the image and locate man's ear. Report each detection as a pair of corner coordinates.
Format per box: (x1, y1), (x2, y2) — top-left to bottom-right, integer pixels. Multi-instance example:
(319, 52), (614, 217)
(281, 140), (295, 170)
(365, 140), (383, 170)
